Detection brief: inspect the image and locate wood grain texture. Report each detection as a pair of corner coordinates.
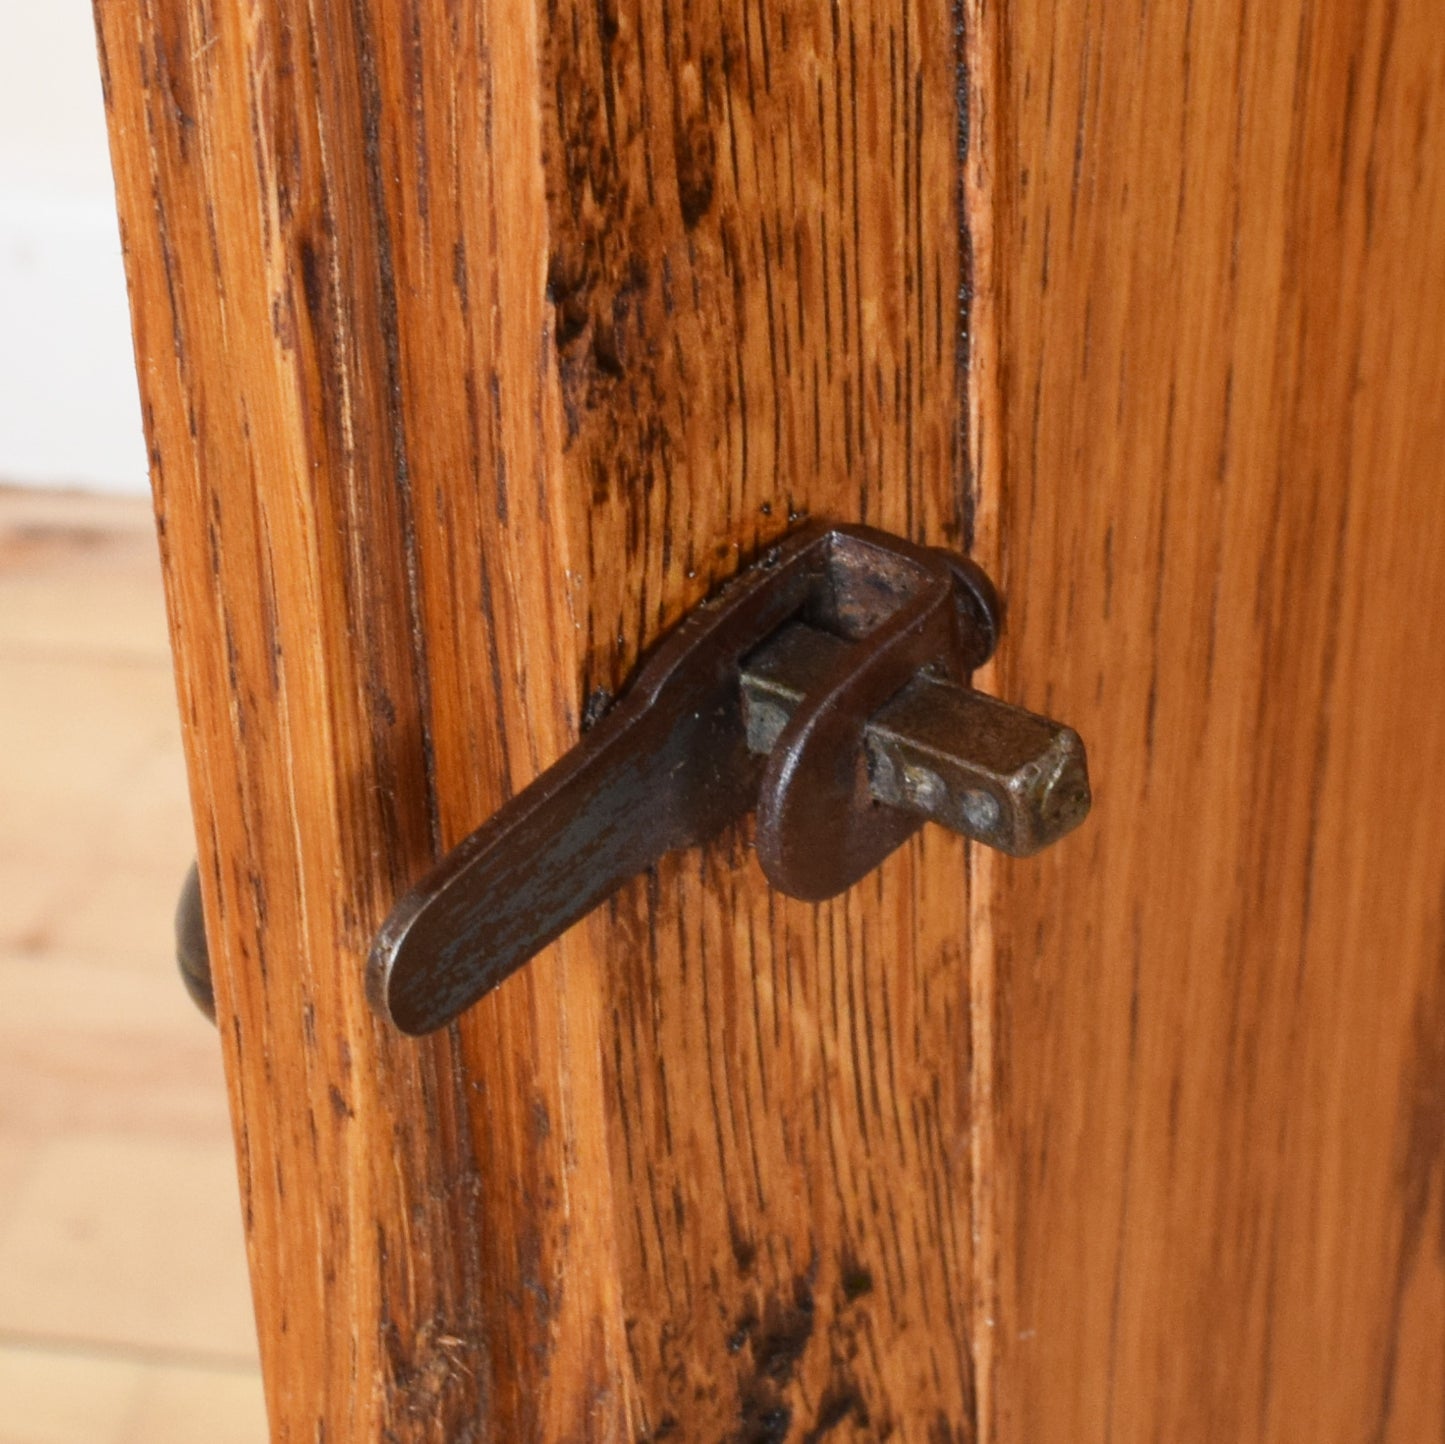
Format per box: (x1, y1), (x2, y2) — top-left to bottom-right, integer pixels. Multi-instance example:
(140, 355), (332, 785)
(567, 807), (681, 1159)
(98, 0), (1445, 1434)
(95, 0), (982, 1438)
(966, 0), (1445, 1439)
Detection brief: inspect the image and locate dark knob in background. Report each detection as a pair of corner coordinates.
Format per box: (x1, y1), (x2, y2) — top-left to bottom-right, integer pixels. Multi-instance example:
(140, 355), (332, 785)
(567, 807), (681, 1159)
(176, 859), (215, 1023)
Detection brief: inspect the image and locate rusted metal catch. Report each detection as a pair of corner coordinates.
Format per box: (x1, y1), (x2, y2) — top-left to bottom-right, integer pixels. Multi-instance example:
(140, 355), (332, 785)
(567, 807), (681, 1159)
(365, 523), (1090, 1035)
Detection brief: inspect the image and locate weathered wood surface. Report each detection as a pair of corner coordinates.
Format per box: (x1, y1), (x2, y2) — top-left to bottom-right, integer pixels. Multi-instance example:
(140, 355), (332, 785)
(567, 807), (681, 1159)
(95, 0), (980, 1437)
(967, 1), (1445, 1440)
(98, 0), (1445, 1436)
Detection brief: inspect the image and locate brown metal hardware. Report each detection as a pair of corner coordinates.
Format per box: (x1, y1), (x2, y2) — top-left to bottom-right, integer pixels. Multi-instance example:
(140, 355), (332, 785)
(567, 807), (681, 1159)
(175, 523), (1091, 1034)
(369, 522), (1088, 1034)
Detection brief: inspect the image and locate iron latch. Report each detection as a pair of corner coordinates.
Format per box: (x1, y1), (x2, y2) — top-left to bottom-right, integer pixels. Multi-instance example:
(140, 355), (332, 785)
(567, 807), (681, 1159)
(366, 523), (1090, 1035)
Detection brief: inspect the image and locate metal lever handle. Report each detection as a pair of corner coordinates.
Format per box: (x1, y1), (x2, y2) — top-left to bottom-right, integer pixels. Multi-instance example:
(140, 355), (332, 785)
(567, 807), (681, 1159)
(368, 523), (1089, 1034)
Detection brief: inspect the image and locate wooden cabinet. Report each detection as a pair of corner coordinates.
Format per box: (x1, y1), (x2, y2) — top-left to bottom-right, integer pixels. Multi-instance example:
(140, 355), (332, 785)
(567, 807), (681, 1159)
(96, 0), (1445, 1437)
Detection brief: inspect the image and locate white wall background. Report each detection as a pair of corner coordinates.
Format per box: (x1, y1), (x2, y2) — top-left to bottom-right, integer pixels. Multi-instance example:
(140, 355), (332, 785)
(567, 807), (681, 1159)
(0, 6), (149, 494)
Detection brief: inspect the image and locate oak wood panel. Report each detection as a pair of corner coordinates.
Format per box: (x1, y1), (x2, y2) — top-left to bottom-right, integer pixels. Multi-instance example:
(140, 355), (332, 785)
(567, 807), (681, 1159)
(95, 0), (985, 1438)
(968, 1), (1445, 1439)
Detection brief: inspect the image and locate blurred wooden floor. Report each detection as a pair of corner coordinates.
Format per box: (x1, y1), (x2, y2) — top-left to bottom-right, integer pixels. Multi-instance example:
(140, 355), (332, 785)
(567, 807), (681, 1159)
(0, 488), (265, 1442)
